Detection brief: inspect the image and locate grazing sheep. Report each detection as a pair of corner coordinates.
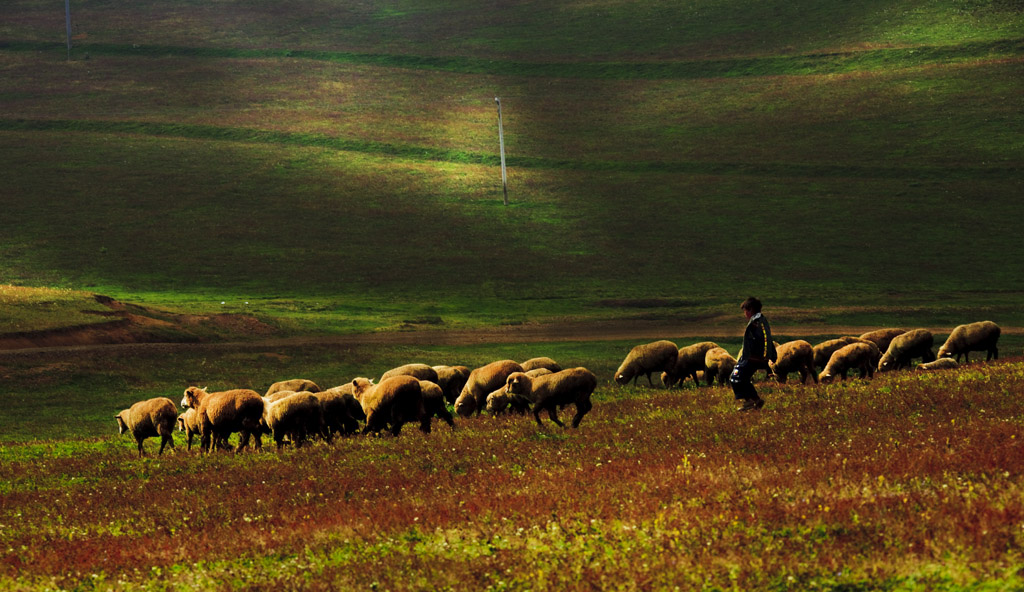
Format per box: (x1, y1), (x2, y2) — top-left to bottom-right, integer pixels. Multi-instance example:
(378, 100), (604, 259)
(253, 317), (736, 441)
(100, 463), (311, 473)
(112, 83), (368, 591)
(520, 357), (562, 373)
(858, 328), (907, 354)
(937, 321), (1000, 363)
(877, 329), (936, 372)
(181, 387), (264, 453)
(485, 369), (554, 415)
(353, 375), (430, 436)
(317, 386), (364, 438)
(263, 392), (324, 450)
(662, 341), (719, 388)
(503, 367), (598, 428)
(703, 347), (737, 386)
(265, 379), (320, 398)
(419, 380), (455, 429)
(917, 358), (960, 371)
(819, 342), (879, 383)
(453, 360), (524, 417)
(615, 340), (679, 387)
(812, 337), (867, 370)
(264, 389), (298, 404)
(176, 408), (202, 451)
(432, 365), (471, 404)
(769, 340), (818, 384)
(114, 397), (178, 457)
(381, 363), (439, 384)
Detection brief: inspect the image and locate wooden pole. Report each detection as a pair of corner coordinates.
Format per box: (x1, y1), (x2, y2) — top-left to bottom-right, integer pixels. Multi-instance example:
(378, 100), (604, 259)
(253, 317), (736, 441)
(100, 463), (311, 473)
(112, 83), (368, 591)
(65, 0), (72, 60)
(495, 97), (508, 206)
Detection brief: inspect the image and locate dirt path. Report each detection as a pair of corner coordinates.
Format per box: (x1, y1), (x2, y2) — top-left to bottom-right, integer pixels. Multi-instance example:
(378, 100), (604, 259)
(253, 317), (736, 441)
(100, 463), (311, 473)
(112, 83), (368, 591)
(3, 318), (1019, 358)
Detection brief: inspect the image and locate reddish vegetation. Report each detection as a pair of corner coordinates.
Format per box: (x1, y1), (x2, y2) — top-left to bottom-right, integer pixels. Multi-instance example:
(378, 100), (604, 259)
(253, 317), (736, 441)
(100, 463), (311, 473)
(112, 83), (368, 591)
(1, 359), (1023, 590)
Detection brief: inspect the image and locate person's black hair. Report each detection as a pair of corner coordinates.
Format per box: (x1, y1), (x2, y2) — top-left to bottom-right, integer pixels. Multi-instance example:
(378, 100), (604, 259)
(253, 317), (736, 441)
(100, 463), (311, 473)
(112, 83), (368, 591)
(740, 297), (762, 313)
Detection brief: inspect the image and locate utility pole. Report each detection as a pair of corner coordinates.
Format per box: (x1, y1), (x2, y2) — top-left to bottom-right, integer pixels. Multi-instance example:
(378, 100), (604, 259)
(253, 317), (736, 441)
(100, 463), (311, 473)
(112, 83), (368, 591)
(65, 0), (72, 60)
(495, 97), (508, 206)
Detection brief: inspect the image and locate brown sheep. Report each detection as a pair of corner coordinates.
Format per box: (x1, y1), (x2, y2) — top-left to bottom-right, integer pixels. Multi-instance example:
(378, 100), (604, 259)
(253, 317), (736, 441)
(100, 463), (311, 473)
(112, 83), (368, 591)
(265, 379), (320, 398)
(858, 328), (907, 354)
(263, 392), (324, 450)
(419, 380), (455, 429)
(917, 358), (960, 371)
(114, 397), (177, 457)
(703, 347), (737, 386)
(937, 321), (1000, 363)
(453, 360), (524, 417)
(485, 368), (554, 415)
(819, 342), (879, 383)
(812, 337), (870, 370)
(520, 357), (562, 373)
(381, 363), (439, 384)
(769, 340), (818, 384)
(316, 386), (364, 438)
(503, 367), (598, 428)
(614, 340), (678, 387)
(353, 375), (430, 436)
(877, 329), (935, 372)
(432, 365), (471, 404)
(264, 389), (298, 404)
(176, 408), (202, 451)
(181, 386), (264, 453)
(661, 341), (719, 388)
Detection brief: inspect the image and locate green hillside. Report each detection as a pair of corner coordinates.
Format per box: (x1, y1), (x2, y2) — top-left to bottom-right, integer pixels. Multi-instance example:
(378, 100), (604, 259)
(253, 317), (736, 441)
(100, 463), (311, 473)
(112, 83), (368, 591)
(2, 0), (1022, 331)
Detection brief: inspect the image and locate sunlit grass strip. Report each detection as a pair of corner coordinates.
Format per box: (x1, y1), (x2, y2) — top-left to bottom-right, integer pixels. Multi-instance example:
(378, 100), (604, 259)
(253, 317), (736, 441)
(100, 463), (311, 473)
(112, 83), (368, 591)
(2, 38), (1022, 79)
(0, 118), (1017, 181)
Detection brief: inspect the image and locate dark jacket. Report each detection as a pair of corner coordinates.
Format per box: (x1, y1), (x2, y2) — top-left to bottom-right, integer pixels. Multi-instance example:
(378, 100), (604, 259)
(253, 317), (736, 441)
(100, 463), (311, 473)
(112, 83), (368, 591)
(740, 313), (776, 368)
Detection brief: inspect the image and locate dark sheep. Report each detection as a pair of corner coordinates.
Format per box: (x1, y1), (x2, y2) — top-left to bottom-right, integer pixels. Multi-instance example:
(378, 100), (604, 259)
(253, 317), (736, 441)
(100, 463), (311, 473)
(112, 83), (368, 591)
(381, 363), (439, 384)
(877, 329), (935, 372)
(937, 321), (1000, 363)
(662, 341), (719, 388)
(432, 365), (471, 404)
(503, 367), (598, 428)
(265, 379), (320, 398)
(181, 387), (264, 453)
(769, 340), (818, 384)
(615, 340), (678, 387)
(353, 375), (430, 436)
(453, 360), (524, 417)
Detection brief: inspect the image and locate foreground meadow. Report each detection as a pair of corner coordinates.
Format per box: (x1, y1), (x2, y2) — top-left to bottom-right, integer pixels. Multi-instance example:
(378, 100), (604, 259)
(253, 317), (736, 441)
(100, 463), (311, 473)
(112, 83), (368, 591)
(1, 352), (1022, 591)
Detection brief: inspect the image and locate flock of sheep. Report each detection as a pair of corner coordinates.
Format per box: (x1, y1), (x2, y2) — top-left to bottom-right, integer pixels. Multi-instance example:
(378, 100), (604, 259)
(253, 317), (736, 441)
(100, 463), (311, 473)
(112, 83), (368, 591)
(114, 320), (1001, 457)
(114, 357), (595, 456)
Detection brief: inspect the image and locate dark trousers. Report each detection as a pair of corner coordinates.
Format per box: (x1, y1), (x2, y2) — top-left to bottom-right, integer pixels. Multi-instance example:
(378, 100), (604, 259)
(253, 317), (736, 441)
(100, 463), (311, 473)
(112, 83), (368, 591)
(729, 360), (762, 401)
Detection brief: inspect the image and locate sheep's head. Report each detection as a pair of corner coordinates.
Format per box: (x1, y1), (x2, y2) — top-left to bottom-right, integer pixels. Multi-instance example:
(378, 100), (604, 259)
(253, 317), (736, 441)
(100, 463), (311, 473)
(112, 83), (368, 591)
(876, 355), (894, 372)
(350, 378), (374, 402)
(937, 346), (953, 359)
(453, 391), (476, 417)
(818, 372), (834, 385)
(181, 386), (208, 410)
(504, 372), (529, 396)
(485, 389), (511, 414)
(114, 411), (129, 434)
(613, 371), (631, 386)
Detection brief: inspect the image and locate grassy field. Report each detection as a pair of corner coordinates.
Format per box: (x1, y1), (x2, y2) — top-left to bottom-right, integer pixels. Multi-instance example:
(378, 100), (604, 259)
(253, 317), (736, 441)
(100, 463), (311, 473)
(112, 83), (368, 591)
(0, 340), (1022, 590)
(2, 0), (1023, 332)
(2, 2), (1024, 588)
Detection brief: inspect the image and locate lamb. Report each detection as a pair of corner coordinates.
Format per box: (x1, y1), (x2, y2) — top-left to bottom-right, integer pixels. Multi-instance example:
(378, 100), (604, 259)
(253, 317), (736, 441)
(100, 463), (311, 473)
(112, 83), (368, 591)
(114, 397), (178, 457)
(703, 347), (737, 386)
(353, 375), (431, 436)
(432, 365), (471, 404)
(520, 357), (562, 373)
(453, 360), (524, 417)
(316, 386), (364, 438)
(858, 328), (907, 354)
(819, 342), (879, 384)
(614, 340), (679, 387)
(262, 391), (324, 450)
(265, 379), (320, 398)
(503, 367), (598, 428)
(181, 386), (264, 453)
(877, 329), (936, 372)
(917, 358), (960, 371)
(661, 341), (719, 388)
(812, 337), (866, 370)
(381, 363), (439, 384)
(937, 321), (1000, 363)
(176, 408), (202, 451)
(769, 340), (818, 384)
(419, 380), (455, 429)
(485, 368), (554, 415)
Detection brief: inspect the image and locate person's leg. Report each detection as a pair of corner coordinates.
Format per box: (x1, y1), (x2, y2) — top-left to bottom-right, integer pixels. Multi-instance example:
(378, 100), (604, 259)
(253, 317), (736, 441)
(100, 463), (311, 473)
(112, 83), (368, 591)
(730, 361), (764, 410)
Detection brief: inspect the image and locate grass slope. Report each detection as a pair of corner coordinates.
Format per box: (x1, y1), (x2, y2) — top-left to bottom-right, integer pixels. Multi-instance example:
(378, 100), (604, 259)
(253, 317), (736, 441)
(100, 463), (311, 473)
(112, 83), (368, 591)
(1, 0), (1023, 330)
